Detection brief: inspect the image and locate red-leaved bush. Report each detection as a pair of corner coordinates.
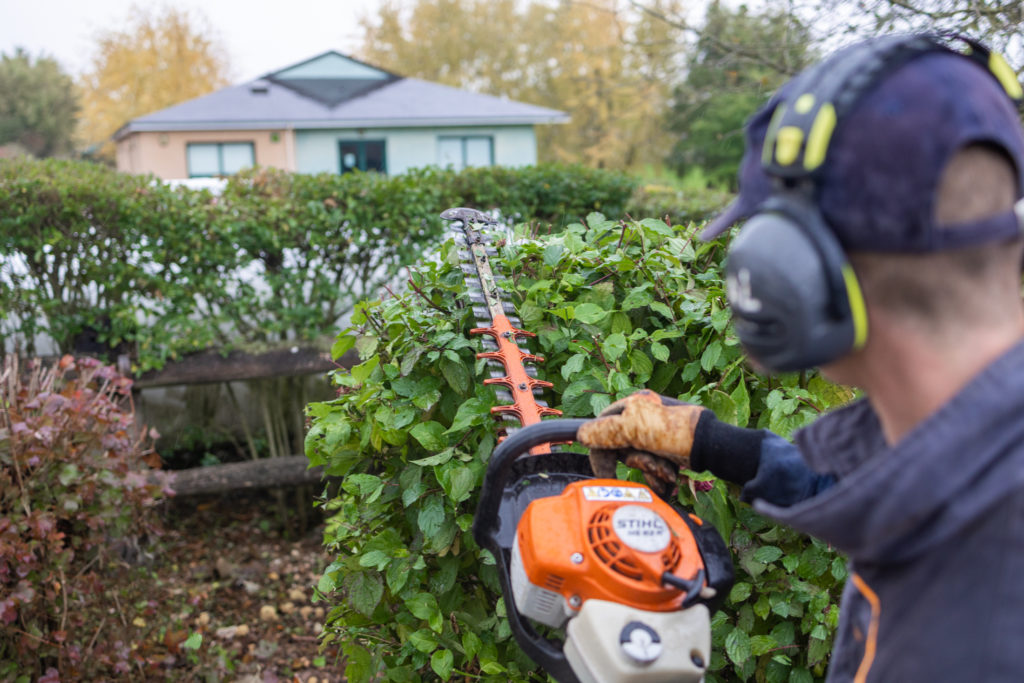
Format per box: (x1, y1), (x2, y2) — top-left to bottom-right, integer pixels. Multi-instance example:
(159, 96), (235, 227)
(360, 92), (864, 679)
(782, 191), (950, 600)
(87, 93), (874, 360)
(0, 355), (167, 679)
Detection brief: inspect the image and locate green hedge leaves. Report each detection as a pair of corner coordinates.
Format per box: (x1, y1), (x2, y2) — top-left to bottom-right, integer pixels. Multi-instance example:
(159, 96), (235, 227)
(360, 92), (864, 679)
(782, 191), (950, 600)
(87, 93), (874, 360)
(308, 216), (856, 682)
(0, 159), (635, 370)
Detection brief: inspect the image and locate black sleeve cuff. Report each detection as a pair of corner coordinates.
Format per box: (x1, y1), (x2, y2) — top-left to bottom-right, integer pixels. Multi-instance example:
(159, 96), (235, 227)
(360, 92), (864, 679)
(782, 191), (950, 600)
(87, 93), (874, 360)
(689, 411), (765, 485)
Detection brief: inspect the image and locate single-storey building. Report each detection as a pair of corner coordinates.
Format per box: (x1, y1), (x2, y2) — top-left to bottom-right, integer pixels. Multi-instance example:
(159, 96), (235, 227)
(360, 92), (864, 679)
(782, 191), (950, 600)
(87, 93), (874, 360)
(114, 52), (568, 180)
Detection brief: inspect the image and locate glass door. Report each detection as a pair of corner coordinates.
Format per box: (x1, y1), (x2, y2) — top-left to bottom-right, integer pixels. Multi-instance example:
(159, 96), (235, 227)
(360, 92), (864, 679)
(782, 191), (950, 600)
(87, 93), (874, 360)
(339, 140), (386, 174)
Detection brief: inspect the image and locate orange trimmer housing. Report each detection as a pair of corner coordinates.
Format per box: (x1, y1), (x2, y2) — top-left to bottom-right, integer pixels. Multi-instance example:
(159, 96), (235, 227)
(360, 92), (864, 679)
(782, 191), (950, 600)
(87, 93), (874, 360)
(516, 479), (706, 615)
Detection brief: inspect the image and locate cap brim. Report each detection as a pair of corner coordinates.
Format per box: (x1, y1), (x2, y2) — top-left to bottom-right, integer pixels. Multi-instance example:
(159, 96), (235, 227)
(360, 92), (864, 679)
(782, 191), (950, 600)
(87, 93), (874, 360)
(699, 198), (750, 240)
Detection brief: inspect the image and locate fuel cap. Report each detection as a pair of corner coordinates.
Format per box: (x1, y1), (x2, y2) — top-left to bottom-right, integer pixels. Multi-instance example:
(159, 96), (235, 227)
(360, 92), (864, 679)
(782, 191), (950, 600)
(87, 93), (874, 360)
(619, 621), (662, 665)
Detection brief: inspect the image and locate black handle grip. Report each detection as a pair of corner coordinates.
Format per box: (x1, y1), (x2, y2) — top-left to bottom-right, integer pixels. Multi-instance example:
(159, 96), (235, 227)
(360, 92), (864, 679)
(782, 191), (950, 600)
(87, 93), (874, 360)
(473, 419), (590, 549)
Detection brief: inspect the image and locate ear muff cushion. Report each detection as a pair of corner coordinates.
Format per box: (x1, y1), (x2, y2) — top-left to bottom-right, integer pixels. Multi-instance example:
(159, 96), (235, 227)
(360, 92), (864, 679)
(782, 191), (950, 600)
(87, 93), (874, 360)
(726, 211), (860, 372)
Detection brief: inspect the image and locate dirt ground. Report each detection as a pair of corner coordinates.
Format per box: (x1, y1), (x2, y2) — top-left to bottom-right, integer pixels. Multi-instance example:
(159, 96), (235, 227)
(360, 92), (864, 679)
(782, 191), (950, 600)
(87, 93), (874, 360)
(97, 490), (346, 682)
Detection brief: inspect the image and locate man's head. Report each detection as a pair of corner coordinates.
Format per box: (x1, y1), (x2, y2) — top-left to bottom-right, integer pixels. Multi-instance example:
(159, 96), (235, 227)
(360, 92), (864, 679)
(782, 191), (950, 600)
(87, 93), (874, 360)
(706, 34), (1024, 374)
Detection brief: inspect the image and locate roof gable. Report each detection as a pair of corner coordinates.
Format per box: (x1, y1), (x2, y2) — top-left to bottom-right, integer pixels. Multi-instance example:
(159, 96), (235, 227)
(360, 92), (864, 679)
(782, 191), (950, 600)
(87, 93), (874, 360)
(272, 52), (391, 80)
(267, 52), (400, 107)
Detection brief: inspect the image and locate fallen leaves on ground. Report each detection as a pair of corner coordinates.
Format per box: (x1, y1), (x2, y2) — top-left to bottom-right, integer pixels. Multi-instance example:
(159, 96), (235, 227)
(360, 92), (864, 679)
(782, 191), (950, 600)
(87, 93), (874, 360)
(89, 490), (345, 681)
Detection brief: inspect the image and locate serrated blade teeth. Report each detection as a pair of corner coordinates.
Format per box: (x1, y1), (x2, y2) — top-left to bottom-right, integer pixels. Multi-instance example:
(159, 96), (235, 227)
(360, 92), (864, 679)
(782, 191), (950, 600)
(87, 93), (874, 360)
(535, 398), (549, 407)
(485, 360), (505, 370)
(460, 264), (479, 275)
(502, 302), (517, 314)
(489, 369), (507, 379)
(485, 247), (498, 257)
(494, 389), (514, 404)
(481, 338), (498, 350)
(472, 306), (490, 319)
(468, 291), (486, 304)
(524, 366), (538, 377)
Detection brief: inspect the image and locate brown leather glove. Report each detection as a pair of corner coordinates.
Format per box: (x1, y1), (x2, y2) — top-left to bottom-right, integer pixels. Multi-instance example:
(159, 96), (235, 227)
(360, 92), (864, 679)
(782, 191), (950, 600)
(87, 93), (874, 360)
(578, 390), (707, 497)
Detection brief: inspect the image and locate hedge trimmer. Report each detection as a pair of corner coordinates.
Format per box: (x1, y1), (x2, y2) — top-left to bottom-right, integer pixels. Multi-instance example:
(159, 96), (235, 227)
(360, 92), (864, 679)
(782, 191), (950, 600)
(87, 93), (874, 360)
(442, 208), (734, 683)
(442, 207), (561, 452)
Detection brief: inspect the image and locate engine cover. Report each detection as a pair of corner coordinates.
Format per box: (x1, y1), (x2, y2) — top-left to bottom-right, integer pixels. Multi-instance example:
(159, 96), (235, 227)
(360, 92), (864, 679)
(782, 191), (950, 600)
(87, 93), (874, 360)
(510, 479), (706, 628)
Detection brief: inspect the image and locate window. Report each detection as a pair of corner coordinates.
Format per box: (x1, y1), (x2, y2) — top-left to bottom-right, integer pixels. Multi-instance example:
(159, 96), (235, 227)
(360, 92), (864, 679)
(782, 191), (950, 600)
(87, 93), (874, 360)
(438, 136), (493, 171)
(339, 140), (386, 174)
(186, 142), (255, 177)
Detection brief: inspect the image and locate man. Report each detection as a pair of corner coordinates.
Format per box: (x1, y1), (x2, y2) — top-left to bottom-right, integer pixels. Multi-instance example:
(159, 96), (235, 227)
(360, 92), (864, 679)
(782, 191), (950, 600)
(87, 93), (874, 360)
(578, 34), (1024, 681)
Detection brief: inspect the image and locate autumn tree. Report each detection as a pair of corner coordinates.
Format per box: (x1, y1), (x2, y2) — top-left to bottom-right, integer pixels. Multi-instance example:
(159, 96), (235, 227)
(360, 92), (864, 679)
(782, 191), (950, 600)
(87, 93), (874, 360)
(77, 5), (231, 161)
(358, 0), (686, 169)
(664, 1), (814, 188)
(0, 49), (79, 157)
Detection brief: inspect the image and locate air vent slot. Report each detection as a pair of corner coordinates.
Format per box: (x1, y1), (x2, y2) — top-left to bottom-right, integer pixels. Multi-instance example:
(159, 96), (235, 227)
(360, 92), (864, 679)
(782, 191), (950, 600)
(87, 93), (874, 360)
(544, 574), (565, 591)
(587, 506), (680, 583)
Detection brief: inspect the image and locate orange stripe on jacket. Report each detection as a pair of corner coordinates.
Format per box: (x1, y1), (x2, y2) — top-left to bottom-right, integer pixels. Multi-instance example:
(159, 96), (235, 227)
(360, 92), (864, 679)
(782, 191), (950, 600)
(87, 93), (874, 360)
(851, 573), (881, 683)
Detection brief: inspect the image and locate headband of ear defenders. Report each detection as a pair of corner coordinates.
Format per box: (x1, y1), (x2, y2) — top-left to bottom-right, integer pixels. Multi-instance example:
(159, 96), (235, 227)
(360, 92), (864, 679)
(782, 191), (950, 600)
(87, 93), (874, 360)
(762, 33), (1024, 181)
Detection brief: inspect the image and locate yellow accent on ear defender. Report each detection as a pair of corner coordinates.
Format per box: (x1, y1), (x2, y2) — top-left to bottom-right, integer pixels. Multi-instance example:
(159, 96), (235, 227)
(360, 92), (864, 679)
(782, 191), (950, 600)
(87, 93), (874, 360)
(841, 265), (869, 350)
(775, 127), (805, 166)
(794, 93), (816, 113)
(804, 104), (837, 171)
(988, 52), (1023, 100)
(762, 104), (789, 165)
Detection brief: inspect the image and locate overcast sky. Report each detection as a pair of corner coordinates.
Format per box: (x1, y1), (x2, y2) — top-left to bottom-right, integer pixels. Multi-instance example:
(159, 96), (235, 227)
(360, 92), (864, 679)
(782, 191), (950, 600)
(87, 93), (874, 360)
(1, 0), (386, 82)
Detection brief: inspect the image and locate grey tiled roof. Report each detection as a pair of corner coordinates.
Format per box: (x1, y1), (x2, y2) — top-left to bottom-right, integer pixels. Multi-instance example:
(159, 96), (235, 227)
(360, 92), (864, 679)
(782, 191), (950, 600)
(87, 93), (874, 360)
(115, 54), (568, 139)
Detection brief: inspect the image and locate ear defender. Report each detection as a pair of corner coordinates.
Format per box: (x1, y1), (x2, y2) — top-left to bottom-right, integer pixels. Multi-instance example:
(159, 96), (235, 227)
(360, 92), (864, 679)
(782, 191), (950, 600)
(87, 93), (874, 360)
(725, 196), (868, 372)
(725, 32), (1018, 372)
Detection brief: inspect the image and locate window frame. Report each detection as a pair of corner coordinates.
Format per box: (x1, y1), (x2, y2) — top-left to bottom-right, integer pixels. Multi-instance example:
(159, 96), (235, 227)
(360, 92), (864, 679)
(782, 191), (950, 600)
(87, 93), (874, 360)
(437, 135), (494, 171)
(186, 141), (256, 178)
(338, 139), (388, 174)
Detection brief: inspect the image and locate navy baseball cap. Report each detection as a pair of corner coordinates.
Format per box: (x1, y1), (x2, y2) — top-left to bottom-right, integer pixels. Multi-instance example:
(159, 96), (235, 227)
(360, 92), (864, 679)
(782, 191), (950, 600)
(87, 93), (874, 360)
(700, 37), (1024, 252)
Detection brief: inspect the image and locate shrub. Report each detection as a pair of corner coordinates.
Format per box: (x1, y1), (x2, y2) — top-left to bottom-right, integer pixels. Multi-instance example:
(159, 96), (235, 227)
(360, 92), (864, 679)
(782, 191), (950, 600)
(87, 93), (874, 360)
(306, 216), (855, 682)
(0, 158), (220, 365)
(446, 163), (637, 227)
(0, 159), (638, 372)
(0, 355), (167, 679)
(625, 182), (732, 227)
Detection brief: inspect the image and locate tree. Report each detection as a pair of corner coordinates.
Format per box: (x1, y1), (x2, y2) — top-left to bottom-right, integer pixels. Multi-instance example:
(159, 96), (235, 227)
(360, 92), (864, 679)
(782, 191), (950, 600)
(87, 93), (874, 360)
(825, 0), (1023, 72)
(0, 49), (79, 157)
(357, 0), (686, 169)
(77, 5), (231, 161)
(665, 1), (814, 188)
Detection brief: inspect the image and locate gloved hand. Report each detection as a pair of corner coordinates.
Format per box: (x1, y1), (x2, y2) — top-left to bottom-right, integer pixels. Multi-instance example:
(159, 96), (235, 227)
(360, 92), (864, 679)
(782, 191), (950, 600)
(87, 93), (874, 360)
(577, 390), (707, 497)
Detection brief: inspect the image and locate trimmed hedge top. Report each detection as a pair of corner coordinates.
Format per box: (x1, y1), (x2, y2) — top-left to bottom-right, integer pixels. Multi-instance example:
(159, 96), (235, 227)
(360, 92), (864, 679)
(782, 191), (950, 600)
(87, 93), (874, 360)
(0, 160), (637, 371)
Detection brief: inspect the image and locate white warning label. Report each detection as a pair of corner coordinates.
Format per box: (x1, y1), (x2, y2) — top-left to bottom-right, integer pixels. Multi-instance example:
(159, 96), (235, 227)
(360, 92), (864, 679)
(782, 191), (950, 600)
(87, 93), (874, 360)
(581, 486), (653, 502)
(612, 505), (670, 553)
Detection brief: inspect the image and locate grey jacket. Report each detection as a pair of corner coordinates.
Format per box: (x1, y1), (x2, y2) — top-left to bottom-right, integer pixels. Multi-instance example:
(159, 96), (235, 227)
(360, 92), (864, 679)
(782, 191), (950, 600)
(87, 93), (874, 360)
(755, 340), (1024, 681)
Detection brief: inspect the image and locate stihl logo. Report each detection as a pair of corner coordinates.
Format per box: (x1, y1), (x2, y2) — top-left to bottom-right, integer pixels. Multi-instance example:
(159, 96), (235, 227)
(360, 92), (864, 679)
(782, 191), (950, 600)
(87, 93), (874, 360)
(615, 518), (665, 532)
(727, 267), (762, 313)
(611, 505), (671, 552)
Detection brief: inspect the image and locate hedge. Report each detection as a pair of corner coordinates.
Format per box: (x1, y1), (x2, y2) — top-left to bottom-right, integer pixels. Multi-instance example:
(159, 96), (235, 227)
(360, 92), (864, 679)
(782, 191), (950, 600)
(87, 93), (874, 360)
(306, 216), (854, 682)
(0, 160), (637, 372)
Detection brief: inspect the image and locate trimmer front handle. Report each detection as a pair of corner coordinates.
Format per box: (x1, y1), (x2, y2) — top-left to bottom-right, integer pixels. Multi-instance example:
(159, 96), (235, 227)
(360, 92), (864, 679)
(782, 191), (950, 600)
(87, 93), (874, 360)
(474, 418), (590, 545)
(472, 419), (592, 683)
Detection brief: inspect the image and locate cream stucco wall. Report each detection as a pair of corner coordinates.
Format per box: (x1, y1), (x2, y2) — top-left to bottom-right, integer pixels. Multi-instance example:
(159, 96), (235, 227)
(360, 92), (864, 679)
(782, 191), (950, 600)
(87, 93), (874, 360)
(116, 129), (297, 179)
